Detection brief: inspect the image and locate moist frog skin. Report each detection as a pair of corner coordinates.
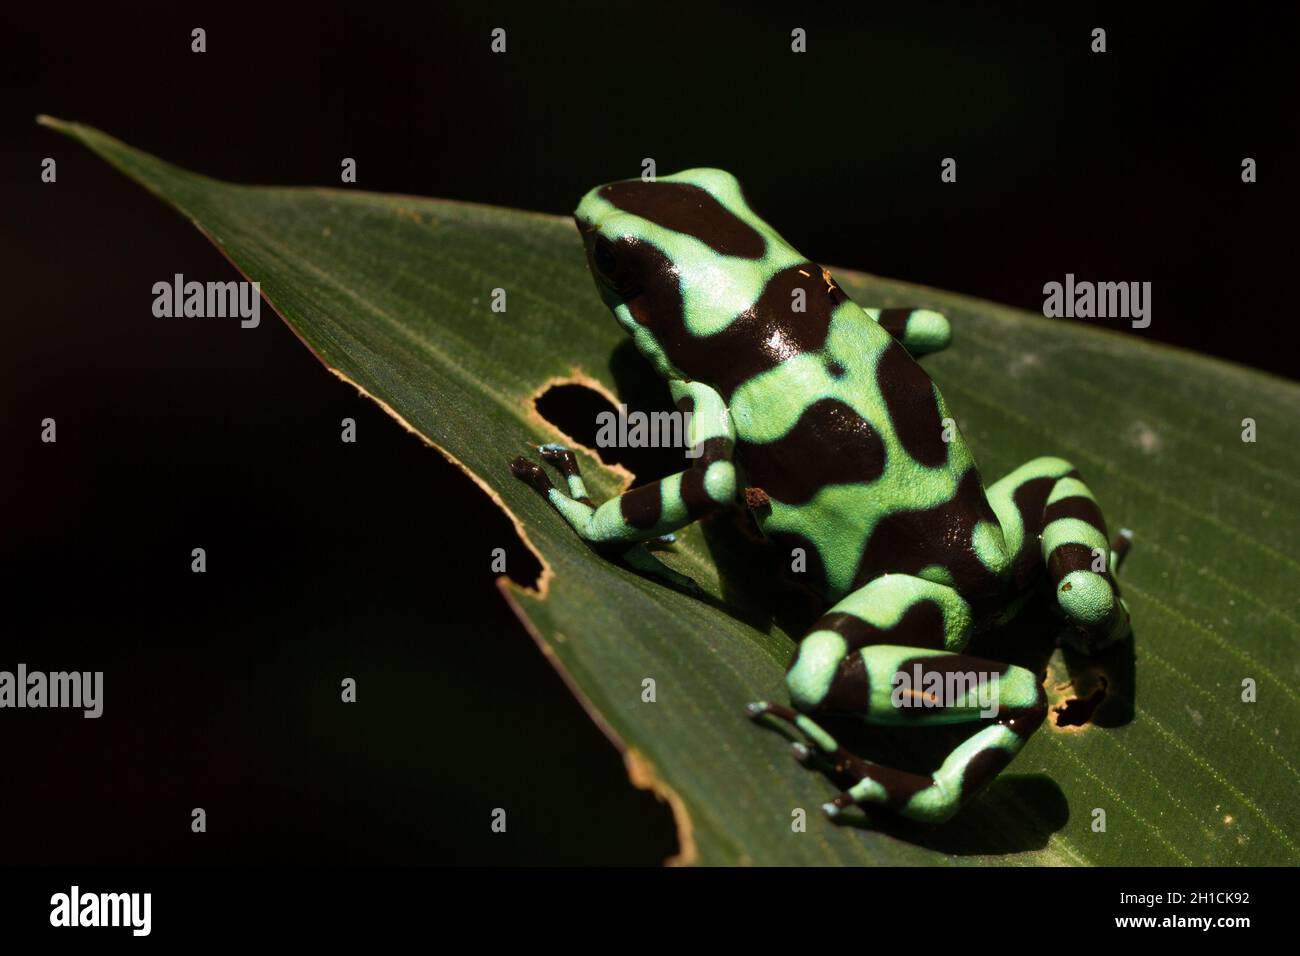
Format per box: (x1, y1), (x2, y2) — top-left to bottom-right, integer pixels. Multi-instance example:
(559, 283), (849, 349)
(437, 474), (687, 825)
(511, 168), (1132, 824)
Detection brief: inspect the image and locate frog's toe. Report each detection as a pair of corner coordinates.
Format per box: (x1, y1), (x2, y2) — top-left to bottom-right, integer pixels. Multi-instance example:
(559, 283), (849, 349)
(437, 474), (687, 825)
(538, 443), (586, 484)
(1111, 528), (1135, 571)
(509, 456), (553, 494)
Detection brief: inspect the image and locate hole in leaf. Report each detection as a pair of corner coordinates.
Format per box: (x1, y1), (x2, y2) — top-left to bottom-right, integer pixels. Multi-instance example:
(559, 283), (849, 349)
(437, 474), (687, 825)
(1053, 677), (1109, 728)
(533, 383), (683, 484)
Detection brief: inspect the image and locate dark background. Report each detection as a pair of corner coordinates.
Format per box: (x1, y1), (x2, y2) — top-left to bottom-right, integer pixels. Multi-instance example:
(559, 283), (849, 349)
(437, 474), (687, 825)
(1, 2), (1294, 864)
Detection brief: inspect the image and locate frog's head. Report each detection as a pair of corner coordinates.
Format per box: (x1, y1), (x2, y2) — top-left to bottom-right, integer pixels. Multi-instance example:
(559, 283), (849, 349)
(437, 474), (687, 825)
(573, 169), (777, 380)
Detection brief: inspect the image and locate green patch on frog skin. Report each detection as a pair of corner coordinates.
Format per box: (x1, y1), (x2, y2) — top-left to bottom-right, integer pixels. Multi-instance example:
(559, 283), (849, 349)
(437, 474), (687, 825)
(972, 520), (1012, 577)
(762, 461), (970, 600)
(918, 564), (956, 587)
(786, 631), (848, 712)
(1043, 517), (1109, 557)
(1057, 570), (1117, 625)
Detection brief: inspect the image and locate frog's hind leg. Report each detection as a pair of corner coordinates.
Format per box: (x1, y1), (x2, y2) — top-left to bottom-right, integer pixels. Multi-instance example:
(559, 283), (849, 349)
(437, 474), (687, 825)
(985, 456), (1132, 651)
(751, 698), (1045, 823)
(863, 307), (952, 358)
(748, 573), (1047, 823)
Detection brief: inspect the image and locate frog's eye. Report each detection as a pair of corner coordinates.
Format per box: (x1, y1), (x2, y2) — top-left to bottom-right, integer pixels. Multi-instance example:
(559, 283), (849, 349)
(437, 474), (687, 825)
(593, 236), (619, 277)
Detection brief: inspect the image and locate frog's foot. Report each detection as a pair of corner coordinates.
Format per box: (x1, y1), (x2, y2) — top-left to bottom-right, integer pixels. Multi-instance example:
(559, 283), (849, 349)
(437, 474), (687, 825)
(534, 446), (677, 551)
(509, 455), (554, 493)
(749, 703), (830, 770)
(511, 443), (595, 515)
(748, 702), (928, 821)
(986, 457), (1132, 652)
(816, 715), (1043, 824)
(747, 701), (846, 764)
(536, 443), (594, 504)
(510, 446), (703, 594)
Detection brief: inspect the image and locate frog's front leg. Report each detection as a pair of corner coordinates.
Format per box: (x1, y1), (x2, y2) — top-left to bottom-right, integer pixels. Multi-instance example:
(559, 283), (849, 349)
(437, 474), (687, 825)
(862, 307), (952, 358)
(748, 573), (1047, 823)
(510, 380), (736, 546)
(985, 456), (1133, 651)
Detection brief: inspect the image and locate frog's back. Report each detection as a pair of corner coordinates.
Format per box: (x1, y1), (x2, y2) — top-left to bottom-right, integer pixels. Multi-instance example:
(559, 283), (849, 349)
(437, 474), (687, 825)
(722, 273), (1007, 609)
(572, 169), (1008, 607)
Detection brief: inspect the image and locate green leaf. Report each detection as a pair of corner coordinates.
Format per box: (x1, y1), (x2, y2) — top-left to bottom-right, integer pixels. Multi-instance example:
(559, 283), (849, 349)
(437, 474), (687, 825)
(43, 116), (1300, 866)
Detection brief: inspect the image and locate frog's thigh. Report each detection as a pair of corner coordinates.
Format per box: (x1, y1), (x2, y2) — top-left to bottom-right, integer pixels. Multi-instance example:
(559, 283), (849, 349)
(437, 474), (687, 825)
(784, 573), (974, 716)
(511, 381), (736, 546)
(784, 576), (1043, 728)
(985, 456), (1130, 646)
(862, 307), (952, 358)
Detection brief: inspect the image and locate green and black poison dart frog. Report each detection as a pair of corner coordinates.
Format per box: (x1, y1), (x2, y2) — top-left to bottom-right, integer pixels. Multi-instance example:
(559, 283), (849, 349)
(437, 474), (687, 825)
(511, 169), (1133, 824)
